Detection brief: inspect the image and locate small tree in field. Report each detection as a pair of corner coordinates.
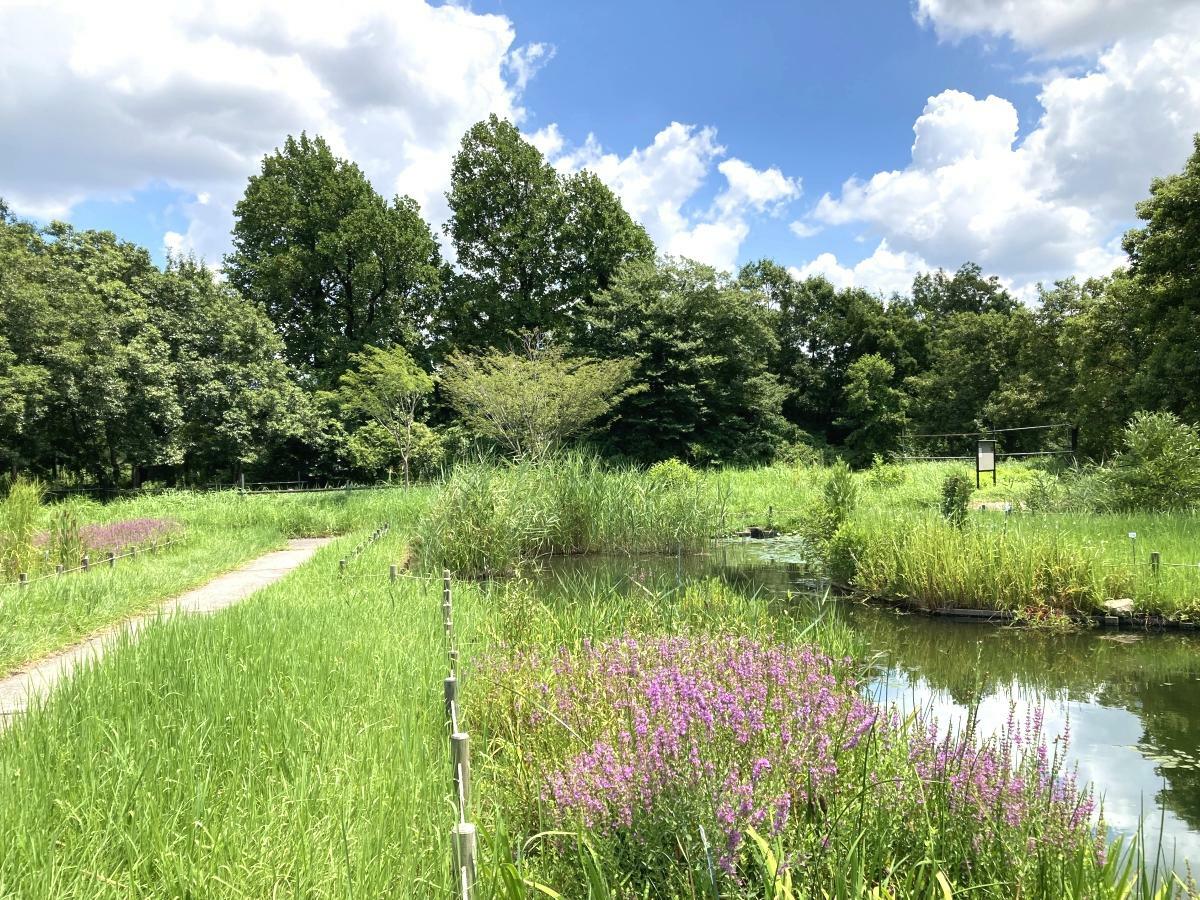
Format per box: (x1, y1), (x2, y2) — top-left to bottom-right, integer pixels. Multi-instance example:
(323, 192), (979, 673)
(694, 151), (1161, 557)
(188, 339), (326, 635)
(440, 340), (635, 462)
(337, 345), (433, 487)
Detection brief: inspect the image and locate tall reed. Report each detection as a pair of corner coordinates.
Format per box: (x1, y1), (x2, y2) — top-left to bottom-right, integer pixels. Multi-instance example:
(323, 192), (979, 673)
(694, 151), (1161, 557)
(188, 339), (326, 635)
(0, 477), (44, 580)
(415, 454), (725, 575)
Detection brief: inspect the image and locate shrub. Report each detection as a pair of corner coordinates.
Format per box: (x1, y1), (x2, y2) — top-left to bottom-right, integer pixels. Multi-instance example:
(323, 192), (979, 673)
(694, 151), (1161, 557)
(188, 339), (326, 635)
(1107, 410), (1200, 511)
(940, 469), (974, 527)
(826, 519), (870, 584)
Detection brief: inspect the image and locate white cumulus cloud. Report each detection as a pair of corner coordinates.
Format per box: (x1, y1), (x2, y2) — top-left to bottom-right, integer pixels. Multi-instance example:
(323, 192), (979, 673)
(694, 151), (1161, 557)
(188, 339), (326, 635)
(0, 0), (531, 261)
(537, 123), (801, 272)
(806, 0), (1200, 293)
(789, 241), (930, 297)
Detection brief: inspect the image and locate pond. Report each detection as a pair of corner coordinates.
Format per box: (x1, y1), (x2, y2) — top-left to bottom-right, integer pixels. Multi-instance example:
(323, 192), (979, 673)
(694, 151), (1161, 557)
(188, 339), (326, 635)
(540, 537), (1200, 875)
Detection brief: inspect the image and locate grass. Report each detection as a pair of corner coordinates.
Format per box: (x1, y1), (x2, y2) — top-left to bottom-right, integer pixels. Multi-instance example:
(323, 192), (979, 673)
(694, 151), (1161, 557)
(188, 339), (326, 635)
(0, 487), (434, 673)
(415, 455), (724, 576)
(1, 461), (1199, 897)
(0, 527), (456, 898)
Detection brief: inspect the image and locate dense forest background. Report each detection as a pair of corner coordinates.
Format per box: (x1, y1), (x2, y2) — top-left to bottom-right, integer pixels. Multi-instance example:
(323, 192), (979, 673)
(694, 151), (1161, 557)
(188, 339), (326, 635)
(2, 118), (1199, 485)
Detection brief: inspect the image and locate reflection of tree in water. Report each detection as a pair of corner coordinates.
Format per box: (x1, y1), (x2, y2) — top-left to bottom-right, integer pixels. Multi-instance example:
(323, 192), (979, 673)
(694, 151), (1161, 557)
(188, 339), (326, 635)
(841, 604), (1200, 832)
(1097, 677), (1200, 832)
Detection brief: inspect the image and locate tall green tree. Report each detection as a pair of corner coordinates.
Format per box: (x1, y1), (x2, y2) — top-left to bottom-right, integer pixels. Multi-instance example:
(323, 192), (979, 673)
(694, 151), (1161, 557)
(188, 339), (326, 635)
(836, 354), (909, 466)
(1120, 133), (1200, 424)
(226, 133), (441, 385)
(443, 116), (652, 349)
(336, 345), (434, 487)
(579, 258), (791, 465)
(153, 258), (311, 481)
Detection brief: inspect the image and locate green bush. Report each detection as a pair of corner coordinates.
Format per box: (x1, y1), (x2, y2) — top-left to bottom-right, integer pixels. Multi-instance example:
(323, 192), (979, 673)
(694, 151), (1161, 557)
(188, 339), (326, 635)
(940, 469), (974, 528)
(1107, 410), (1200, 511)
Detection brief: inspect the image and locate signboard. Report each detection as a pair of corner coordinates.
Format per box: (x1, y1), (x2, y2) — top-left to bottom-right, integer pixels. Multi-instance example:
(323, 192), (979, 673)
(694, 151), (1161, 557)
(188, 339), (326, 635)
(976, 439), (996, 487)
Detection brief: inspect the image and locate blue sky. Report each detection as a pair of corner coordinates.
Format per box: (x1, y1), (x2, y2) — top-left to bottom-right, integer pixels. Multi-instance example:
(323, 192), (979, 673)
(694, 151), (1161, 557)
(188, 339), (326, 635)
(2, 0), (1198, 296)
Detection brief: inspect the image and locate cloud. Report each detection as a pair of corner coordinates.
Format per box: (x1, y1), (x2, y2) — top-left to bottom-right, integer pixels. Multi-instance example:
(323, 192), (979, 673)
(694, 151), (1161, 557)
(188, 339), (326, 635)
(913, 0), (1200, 57)
(789, 220), (822, 239)
(0, 0), (530, 261)
(789, 241), (929, 296)
(813, 32), (1197, 287)
(506, 42), (556, 92)
(539, 123), (801, 272)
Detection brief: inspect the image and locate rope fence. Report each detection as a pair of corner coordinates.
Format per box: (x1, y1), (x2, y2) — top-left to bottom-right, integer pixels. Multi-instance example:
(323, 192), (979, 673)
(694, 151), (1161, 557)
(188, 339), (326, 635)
(0, 534), (188, 594)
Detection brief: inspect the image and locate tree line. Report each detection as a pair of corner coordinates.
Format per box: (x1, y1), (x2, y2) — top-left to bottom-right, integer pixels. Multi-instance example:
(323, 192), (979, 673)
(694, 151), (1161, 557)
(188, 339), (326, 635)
(2, 118), (1199, 484)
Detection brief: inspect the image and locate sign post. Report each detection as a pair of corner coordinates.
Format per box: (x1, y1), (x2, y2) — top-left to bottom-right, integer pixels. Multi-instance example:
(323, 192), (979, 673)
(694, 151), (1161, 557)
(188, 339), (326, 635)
(976, 439), (996, 489)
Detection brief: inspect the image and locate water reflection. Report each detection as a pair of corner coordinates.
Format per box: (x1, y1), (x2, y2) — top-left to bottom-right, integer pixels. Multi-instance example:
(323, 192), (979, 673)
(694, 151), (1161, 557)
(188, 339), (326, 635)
(542, 539), (1200, 872)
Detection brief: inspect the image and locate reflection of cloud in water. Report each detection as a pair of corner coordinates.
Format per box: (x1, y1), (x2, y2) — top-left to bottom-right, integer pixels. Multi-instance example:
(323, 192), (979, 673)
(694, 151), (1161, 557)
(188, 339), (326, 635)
(873, 670), (1200, 872)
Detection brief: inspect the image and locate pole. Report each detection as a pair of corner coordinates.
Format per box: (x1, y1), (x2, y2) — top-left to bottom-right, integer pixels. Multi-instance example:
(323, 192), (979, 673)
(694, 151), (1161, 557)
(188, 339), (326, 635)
(451, 732), (471, 809)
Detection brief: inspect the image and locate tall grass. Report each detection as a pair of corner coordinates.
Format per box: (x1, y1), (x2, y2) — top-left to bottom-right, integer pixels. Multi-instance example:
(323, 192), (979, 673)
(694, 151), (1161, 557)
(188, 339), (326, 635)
(415, 455), (725, 575)
(0, 477), (44, 580)
(0, 530), (456, 898)
(0, 487), (435, 673)
(840, 506), (1200, 616)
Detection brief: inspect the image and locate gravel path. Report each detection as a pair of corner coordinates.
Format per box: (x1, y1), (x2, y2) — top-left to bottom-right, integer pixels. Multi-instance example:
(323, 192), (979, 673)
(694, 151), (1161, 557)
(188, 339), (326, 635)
(0, 537), (333, 726)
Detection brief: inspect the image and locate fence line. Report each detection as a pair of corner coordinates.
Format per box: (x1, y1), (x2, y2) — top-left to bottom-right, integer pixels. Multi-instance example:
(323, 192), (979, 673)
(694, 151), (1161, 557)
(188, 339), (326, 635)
(0, 535), (188, 593)
(439, 569), (476, 898)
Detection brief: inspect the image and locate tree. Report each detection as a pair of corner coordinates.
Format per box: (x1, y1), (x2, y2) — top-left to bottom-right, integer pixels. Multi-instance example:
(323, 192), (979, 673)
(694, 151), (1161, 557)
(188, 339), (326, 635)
(226, 133), (441, 385)
(1120, 133), (1200, 424)
(443, 116), (652, 349)
(837, 354), (909, 467)
(153, 258), (311, 481)
(336, 345), (434, 487)
(911, 262), (1017, 321)
(578, 258), (792, 465)
(439, 340), (634, 462)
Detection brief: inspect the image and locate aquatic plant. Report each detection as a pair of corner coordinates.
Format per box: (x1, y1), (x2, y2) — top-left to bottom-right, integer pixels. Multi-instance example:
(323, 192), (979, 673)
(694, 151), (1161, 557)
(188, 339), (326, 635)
(480, 633), (1114, 895)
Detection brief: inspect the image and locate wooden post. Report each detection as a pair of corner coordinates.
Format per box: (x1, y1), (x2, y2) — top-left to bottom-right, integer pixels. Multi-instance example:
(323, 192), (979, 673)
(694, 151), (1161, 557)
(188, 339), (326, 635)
(451, 731), (471, 809)
(131, 546), (139, 559)
(1151, 551), (1161, 575)
(452, 822), (477, 895)
(151, 540), (157, 555)
(81, 555), (90, 572)
(389, 564), (398, 582)
(239, 472), (246, 493)
(339, 558), (347, 575)
(107, 551), (116, 568)
(448, 648), (459, 671)
(55, 564), (64, 575)
(443, 674), (458, 713)
(18, 573), (28, 588)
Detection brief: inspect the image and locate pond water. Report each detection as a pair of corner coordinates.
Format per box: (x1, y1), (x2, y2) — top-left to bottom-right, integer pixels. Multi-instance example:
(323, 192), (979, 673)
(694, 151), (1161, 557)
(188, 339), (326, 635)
(541, 538), (1200, 875)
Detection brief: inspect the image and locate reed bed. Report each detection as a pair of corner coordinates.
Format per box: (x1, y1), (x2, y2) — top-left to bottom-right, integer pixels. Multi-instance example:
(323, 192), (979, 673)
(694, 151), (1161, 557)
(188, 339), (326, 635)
(844, 506), (1200, 617)
(414, 455), (725, 575)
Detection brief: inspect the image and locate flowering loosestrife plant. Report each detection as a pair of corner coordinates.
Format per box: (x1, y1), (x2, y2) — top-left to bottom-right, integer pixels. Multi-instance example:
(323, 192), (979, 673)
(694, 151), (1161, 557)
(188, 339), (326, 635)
(74, 518), (181, 555)
(481, 634), (1109, 894)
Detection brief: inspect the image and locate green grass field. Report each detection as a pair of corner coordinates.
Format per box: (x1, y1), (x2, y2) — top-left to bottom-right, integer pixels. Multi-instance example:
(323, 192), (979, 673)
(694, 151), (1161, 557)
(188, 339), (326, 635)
(0, 463), (1196, 898)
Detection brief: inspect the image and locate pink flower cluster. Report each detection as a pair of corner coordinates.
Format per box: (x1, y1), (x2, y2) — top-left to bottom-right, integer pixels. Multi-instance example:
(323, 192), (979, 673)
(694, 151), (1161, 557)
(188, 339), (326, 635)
(487, 634), (1102, 878)
(77, 518), (180, 553)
